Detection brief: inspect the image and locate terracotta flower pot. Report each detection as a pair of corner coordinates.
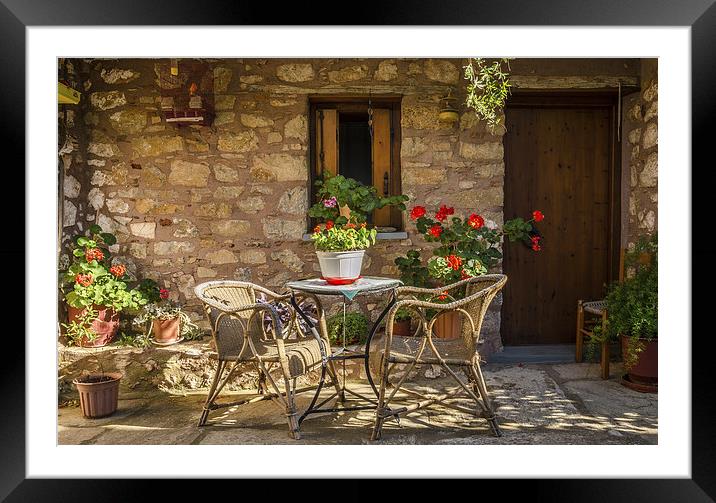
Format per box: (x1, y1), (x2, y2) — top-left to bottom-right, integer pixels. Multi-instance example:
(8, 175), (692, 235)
(393, 319), (413, 337)
(73, 372), (122, 418)
(432, 311), (461, 339)
(620, 334), (658, 392)
(66, 304), (120, 348)
(152, 316), (181, 345)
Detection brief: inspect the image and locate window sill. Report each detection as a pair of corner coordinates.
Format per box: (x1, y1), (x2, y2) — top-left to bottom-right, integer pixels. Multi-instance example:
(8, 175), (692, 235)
(301, 231), (408, 242)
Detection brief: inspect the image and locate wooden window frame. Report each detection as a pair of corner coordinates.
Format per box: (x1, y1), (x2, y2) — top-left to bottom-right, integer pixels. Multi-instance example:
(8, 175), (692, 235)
(308, 96), (403, 230)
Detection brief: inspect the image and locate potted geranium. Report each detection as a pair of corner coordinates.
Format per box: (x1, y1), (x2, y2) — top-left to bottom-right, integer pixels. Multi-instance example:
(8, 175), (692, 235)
(308, 172), (408, 228)
(308, 173), (408, 284)
(311, 221), (377, 285)
(592, 234), (657, 392)
(132, 280), (202, 345)
(395, 204), (545, 338)
(60, 224), (148, 347)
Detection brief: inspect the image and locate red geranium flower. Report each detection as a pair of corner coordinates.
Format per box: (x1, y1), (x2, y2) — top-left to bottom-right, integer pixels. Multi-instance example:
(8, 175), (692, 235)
(532, 210), (545, 222)
(85, 247), (104, 263)
(468, 213), (485, 229)
(313, 225), (321, 233)
(435, 205), (455, 222)
(75, 273), (93, 287)
(159, 288), (169, 300)
(326, 220), (334, 230)
(438, 291), (449, 301)
(446, 254), (463, 270)
(410, 206), (427, 220)
(109, 264), (126, 278)
(345, 223), (356, 229)
(530, 235), (541, 244)
(428, 224), (443, 238)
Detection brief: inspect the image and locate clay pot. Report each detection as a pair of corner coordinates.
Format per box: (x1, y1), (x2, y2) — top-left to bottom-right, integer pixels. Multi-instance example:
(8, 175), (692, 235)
(73, 372), (122, 418)
(66, 304), (120, 348)
(432, 311), (461, 339)
(620, 335), (658, 392)
(392, 319), (412, 337)
(152, 317), (181, 344)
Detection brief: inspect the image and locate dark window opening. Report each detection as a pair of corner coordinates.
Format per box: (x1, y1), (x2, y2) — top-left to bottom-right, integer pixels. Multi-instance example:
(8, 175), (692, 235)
(338, 112), (372, 188)
(309, 97), (403, 231)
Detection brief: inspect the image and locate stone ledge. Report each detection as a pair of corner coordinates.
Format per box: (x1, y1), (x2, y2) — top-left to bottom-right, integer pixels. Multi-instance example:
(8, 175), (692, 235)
(301, 231), (408, 241)
(57, 339), (368, 403)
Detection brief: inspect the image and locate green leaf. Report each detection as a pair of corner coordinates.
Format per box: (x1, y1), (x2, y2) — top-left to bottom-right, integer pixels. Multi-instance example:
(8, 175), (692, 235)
(100, 233), (117, 246)
(89, 224), (102, 235)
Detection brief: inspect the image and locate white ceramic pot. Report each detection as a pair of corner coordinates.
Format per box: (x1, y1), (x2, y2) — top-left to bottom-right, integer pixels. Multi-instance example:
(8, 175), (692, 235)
(316, 250), (365, 284)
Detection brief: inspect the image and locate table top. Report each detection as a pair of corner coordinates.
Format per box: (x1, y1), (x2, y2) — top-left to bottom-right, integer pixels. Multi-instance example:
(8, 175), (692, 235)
(286, 276), (402, 300)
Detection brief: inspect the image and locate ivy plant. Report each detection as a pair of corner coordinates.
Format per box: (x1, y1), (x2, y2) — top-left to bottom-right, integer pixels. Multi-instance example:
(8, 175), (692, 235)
(463, 58), (512, 131)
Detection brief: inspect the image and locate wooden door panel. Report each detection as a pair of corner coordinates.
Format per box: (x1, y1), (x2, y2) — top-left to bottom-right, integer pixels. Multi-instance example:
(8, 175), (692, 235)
(502, 104), (614, 345)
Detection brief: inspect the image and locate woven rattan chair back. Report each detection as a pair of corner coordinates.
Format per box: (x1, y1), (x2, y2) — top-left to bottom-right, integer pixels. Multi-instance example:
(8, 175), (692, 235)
(194, 280), (264, 361)
(460, 275), (507, 353)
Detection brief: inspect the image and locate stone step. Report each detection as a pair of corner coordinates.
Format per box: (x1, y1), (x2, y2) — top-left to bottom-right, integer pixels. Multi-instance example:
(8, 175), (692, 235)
(58, 337), (372, 403)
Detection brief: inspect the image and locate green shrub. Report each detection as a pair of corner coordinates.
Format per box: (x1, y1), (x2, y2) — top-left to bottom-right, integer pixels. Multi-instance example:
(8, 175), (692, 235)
(326, 312), (369, 346)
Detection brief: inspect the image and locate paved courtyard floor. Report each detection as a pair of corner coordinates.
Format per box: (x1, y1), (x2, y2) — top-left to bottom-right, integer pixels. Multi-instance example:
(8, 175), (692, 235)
(58, 361), (657, 445)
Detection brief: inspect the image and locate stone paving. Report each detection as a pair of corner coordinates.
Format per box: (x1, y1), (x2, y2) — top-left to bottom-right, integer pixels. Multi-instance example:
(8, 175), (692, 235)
(58, 361), (657, 445)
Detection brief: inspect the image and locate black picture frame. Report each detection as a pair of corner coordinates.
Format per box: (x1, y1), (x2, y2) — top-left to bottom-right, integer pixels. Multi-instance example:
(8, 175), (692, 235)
(3, 0), (711, 499)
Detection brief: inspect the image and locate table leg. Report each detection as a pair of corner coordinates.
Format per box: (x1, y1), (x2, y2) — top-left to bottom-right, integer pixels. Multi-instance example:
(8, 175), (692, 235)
(290, 293), (342, 425)
(364, 290), (397, 398)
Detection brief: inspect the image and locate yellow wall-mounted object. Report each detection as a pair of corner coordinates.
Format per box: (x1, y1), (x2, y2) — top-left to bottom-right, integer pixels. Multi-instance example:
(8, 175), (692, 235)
(58, 82), (81, 105)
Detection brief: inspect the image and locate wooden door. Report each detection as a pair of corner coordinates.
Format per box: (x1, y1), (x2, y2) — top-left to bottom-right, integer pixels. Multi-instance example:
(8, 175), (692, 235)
(501, 94), (619, 345)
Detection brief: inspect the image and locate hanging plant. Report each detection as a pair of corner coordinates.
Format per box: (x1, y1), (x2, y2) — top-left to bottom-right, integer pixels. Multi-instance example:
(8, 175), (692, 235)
(463, 58), (513, 131)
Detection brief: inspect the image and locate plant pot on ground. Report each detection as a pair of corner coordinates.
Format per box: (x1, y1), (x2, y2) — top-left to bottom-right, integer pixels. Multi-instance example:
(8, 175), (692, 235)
(73, 372), (122, 418)
(152, 317), (181, 344)
(132, 284), (203, 346)
(595, 233), (657, 393)
(64, 304), (120, 348)
(60, 224), (150, 347)
(392, 308), (414, 337)
(621, 335), (658, 391)
(432, 310), (462, 339)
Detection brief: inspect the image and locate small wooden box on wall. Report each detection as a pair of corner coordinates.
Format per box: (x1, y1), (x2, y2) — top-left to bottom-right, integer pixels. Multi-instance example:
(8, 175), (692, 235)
(157, 59), (215, 127)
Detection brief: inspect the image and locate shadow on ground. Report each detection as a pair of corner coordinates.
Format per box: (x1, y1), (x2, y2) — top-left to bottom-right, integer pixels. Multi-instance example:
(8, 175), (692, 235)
(58, 361), (657, 445)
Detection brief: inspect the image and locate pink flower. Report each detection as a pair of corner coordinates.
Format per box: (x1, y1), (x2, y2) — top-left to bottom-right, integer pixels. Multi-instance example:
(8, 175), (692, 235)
(159, 288), (169, 300)
(323, 197), (338, 208)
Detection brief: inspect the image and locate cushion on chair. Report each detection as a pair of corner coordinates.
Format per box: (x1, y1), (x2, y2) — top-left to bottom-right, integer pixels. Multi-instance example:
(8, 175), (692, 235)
(583, 300), (606, 315)
(256, 338), (324, 378)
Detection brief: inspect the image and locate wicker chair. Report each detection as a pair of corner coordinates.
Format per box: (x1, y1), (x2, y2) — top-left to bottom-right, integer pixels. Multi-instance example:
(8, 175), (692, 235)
(194, 280), (341, 440)
(369, 274), (507, 441)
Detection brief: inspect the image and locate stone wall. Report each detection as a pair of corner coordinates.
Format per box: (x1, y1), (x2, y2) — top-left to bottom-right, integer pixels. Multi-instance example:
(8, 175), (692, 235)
(59, 57), (643, 358)
(624, 59), (658, 247)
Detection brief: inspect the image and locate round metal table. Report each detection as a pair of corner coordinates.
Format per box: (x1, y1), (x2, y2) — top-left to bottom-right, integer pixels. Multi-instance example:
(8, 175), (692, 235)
(285, 276), (401, 425)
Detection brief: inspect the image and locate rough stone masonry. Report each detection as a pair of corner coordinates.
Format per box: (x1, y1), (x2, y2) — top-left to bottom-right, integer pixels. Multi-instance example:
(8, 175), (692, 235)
(58, 58), (654, 358)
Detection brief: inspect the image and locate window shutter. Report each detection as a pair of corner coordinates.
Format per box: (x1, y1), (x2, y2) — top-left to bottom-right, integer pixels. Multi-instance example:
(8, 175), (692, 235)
(316, 108), (338, 177)
(371, 108), (392, 227)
